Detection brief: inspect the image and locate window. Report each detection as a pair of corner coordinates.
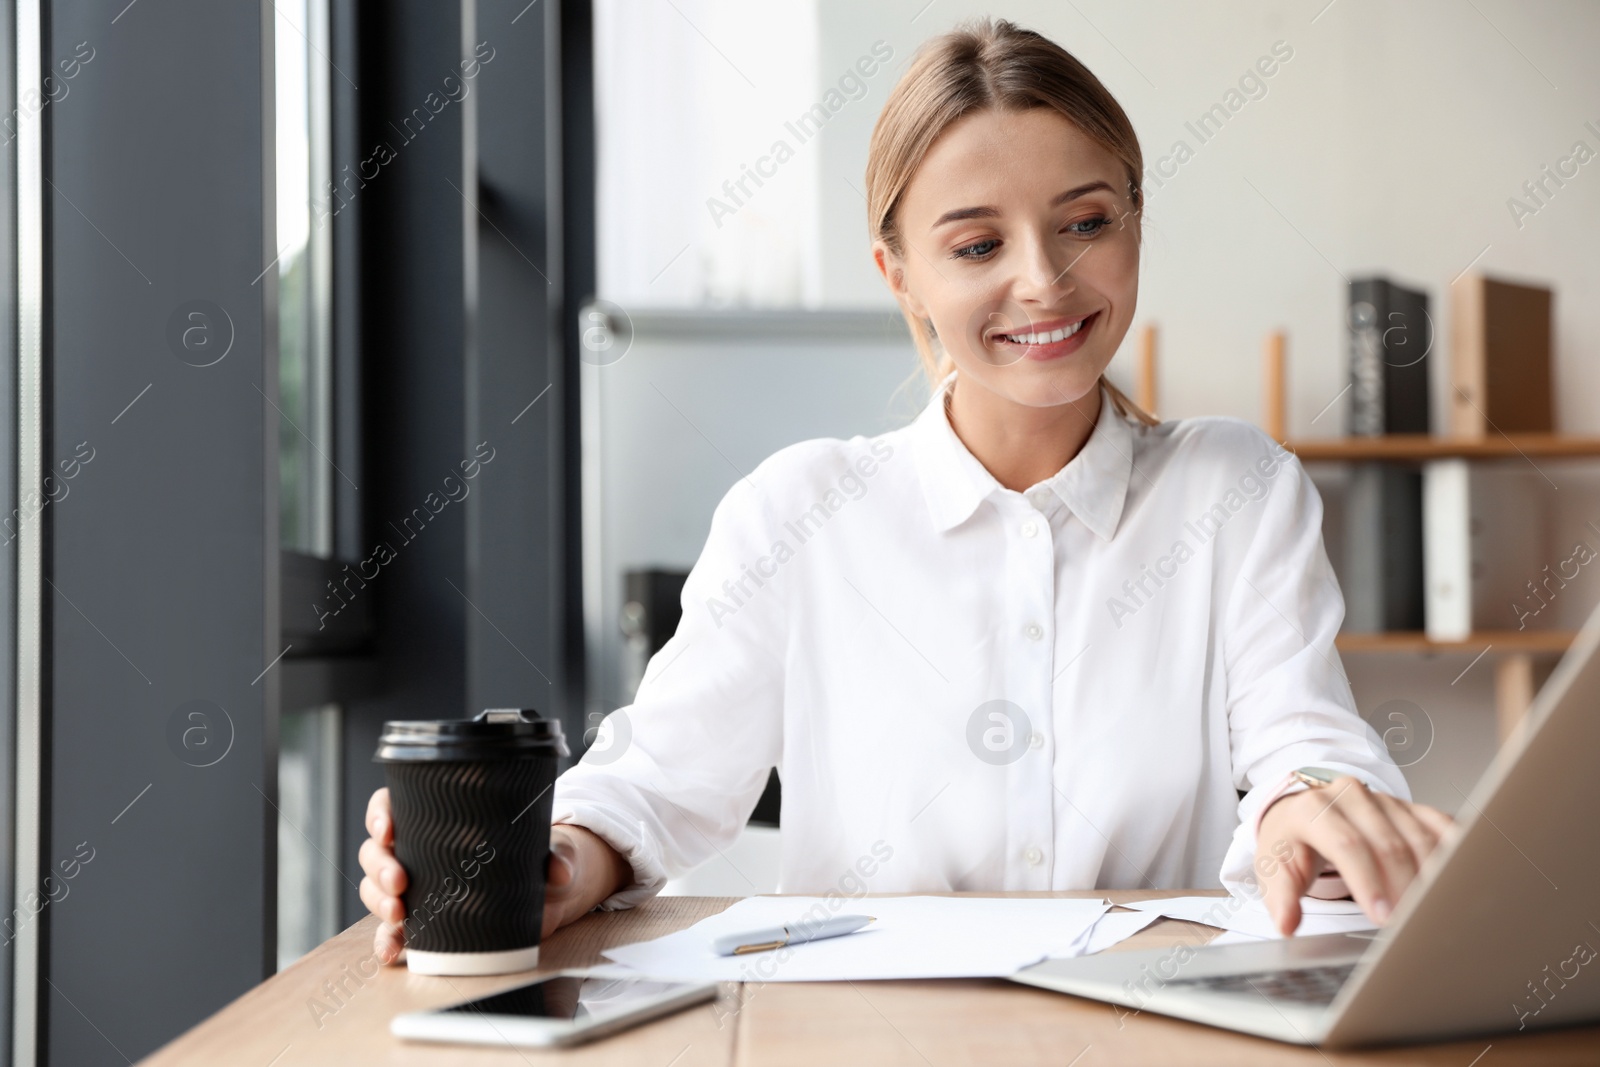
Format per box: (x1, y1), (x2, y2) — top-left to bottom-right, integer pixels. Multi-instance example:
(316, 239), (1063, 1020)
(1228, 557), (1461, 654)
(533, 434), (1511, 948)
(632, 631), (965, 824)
(274, 0), (344, 970)
(277, 704), (342, 968)
(275, 0), (334, 556)
(594, 0), (822, 307)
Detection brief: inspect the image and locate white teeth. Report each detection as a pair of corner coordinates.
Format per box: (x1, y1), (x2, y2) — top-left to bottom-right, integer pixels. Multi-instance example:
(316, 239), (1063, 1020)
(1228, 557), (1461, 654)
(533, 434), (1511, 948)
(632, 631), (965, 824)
(1001, 318), (1086, 344)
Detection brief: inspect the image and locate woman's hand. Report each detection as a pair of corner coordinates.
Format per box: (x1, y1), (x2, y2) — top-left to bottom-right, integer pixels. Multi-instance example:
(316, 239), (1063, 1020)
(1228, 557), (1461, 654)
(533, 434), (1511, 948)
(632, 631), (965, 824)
(357, 787), (636, 964)
(1255, 777), (1456, 936)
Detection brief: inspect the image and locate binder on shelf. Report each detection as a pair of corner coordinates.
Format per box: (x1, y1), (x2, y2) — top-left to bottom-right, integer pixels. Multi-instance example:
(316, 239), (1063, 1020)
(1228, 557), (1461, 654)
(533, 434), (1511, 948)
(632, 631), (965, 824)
(1343, 464), (1425, 632)
(1449, 273), (1553, 437)
(1422, 461), (1550, 641)
(1342, 278), (1430, 632)
(1347, 277), (1432, 437)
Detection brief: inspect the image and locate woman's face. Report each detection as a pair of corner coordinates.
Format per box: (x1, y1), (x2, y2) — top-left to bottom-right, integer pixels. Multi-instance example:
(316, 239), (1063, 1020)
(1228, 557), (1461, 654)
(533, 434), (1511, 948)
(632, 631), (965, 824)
(875, 106), (1140, 410)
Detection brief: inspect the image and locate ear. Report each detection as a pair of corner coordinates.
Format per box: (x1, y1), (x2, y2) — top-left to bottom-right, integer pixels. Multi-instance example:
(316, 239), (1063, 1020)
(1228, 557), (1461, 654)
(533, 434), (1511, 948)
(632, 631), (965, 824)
(871, 241), (929, 319)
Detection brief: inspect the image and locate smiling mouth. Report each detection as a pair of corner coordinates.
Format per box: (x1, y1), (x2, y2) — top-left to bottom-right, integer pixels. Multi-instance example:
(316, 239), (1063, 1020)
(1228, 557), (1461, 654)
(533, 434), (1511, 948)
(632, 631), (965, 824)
(990, 311), (1098, 351)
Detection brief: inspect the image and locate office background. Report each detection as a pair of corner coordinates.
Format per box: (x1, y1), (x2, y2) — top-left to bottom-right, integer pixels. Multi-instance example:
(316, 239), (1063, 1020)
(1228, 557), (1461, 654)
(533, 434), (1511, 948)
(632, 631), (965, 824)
(0, 0), (1595, 1064)
(593, 0), (1600, 883)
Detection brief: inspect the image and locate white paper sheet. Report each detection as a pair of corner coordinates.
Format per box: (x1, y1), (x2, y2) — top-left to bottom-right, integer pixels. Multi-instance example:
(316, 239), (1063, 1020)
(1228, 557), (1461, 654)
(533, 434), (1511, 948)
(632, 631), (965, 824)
(1057, 908), (1163, 957)
(600, 895), (1112, 981)
(1122, 894), (1378, 940)
(1203, 929), (1268, 946)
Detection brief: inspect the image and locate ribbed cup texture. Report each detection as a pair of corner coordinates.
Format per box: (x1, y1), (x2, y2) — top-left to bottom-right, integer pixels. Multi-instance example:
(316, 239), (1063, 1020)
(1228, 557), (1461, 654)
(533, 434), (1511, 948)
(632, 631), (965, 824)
(386, 756), (557, 954)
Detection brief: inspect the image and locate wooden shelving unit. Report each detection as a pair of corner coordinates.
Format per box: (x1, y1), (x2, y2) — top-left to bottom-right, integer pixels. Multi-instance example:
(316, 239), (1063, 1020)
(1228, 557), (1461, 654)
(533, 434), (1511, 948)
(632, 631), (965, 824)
(1229, 332), (1592, 740)
(1283, 434), (1600, 462)
(1332, 631), (1575, 741)
(1334, 630), (1575, 654)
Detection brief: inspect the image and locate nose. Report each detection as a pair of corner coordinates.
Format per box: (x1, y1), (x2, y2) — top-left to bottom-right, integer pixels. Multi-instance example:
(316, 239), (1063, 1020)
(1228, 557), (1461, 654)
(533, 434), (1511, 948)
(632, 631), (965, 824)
(1008, 228), (1080, 307)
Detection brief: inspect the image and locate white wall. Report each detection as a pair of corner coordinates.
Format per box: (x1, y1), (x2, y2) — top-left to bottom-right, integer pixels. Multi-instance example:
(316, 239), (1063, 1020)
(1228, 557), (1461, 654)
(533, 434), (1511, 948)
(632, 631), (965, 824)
(593, 0), (822, 306)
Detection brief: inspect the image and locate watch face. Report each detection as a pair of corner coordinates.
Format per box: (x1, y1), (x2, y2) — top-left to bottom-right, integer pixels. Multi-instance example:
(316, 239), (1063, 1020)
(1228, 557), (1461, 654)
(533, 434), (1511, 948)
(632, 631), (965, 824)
(1295, 767), (1340, 786)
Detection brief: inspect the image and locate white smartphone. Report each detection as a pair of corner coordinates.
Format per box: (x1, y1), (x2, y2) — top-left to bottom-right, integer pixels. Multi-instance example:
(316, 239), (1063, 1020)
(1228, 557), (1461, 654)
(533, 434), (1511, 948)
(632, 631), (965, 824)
(391, 970), (719, 1049)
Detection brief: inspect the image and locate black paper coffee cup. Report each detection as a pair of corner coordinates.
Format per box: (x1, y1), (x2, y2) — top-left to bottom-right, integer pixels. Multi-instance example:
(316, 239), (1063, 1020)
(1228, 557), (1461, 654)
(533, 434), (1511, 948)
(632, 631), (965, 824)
(374, 708), (569, 975)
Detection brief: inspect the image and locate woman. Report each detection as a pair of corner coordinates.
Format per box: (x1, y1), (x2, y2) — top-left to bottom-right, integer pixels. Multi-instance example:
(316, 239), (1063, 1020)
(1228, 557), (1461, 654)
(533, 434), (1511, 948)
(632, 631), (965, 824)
(360, 17), (1452, 963)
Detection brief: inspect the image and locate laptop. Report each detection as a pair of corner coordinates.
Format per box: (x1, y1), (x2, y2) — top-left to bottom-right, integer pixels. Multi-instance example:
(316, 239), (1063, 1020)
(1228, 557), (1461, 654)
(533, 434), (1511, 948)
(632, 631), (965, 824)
(1010, 598), (1600, 1048)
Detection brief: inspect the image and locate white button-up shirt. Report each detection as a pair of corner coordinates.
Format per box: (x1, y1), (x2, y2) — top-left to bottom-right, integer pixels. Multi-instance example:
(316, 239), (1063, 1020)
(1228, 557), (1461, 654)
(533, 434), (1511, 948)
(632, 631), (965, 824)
(552, 372), (1408, 908)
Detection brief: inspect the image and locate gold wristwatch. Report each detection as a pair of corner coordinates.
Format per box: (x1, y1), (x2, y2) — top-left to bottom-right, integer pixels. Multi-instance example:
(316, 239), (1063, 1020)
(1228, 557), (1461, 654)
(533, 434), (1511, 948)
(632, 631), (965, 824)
(1286, 767), (1363, 793)
(1291, 766), (1342, 789)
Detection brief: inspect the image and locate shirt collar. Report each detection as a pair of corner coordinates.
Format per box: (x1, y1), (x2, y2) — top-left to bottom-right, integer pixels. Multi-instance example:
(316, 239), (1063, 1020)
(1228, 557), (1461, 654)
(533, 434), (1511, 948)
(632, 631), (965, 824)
(909, 370), (1135, 541)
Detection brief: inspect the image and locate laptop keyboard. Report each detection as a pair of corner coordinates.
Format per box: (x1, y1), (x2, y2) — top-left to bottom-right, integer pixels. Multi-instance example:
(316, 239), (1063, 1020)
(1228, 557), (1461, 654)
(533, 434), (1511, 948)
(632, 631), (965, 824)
(1168, 962), (1357, 1005)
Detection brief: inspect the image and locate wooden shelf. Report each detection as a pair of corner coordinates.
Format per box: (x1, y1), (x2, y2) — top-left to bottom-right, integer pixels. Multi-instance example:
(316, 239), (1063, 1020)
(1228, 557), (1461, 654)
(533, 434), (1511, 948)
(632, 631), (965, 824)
(1335, 630), (1575, 654)
(1281, 434), (1600, 462)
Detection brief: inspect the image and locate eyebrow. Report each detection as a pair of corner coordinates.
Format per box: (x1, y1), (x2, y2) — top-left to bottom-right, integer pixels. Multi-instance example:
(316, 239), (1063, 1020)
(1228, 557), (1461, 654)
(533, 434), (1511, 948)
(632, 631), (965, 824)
(929, 180), (1116, 230)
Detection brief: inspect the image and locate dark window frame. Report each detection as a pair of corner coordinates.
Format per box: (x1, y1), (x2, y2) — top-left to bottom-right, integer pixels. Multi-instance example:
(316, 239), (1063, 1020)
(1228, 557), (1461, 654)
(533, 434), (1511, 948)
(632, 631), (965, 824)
(8, 1), (595, 1060)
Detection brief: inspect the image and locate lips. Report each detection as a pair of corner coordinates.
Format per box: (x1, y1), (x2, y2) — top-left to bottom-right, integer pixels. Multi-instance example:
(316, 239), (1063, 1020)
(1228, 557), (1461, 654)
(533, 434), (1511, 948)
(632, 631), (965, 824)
(988, 310), (1099, 361)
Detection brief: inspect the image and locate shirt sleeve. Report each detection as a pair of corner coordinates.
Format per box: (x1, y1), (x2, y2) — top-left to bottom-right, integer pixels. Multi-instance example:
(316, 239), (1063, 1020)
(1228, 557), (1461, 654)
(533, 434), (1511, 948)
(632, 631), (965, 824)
(550, 470), (789, 911)
(1216, 439), (1411, 900)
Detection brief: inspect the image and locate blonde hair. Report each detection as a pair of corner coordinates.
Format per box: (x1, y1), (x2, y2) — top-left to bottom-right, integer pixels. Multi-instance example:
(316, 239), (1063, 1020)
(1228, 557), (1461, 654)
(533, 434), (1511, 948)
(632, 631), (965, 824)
(867, 17), (1158, 426)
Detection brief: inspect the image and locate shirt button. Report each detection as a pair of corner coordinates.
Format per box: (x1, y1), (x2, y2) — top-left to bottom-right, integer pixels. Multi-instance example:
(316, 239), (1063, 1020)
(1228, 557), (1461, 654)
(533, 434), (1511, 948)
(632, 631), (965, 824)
(1021, 521), (1038, 538)
(1025, 623), (1043, 641)
(1024, 847), (1044, 866)
(1028, 732), (1044, 749)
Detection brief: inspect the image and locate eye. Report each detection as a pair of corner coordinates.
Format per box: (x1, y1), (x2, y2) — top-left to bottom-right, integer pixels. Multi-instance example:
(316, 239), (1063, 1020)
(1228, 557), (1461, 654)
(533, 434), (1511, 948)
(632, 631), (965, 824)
(1066, 216), (1111, 237)
(952, 238), (998, 261)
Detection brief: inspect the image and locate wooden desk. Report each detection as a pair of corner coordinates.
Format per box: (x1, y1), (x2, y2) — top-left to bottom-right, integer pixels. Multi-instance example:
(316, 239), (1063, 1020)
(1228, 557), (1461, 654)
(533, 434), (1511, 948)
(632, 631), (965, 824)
(139, 891), (1599, 1066)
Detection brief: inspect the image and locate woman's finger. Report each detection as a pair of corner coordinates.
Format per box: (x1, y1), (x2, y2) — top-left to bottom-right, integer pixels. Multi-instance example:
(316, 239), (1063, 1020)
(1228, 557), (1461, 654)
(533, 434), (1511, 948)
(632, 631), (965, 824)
(1301, 804), (1391, 924)
(540, 832), (580, 939)
(1406, 801), (1456, 840)
(1260, 833), (1318, 936)
(357, 835), (391, 881)
(1333, 784), (1419, 908)
(360, 875), (403, 923)
(365, 787), (392, 845)
(1372, 793), (1442, 870)
(357, 836), (407, 895)
(357, 834), (379, 877)
(546, 835), (578, 894)
(374, 920), (405, 965)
